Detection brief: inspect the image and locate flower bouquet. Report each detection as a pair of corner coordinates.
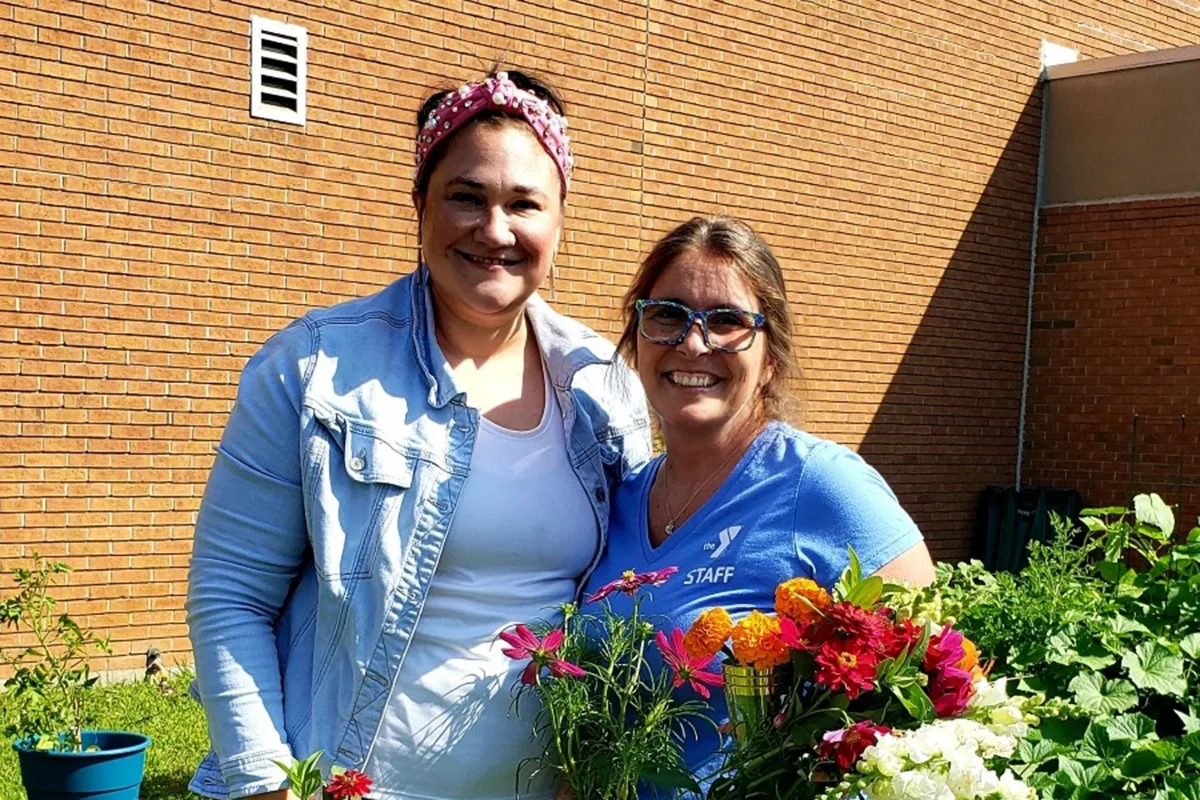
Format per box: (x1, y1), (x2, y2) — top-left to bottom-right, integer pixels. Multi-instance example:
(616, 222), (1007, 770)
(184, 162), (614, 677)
(694, 550), (1042, 800)
(502, 567), (719, 800)
(274, 750), (373, 799)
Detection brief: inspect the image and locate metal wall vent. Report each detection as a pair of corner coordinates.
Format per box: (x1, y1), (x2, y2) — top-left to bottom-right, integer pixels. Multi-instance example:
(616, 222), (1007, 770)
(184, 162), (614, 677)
(250, 16), (307, 126)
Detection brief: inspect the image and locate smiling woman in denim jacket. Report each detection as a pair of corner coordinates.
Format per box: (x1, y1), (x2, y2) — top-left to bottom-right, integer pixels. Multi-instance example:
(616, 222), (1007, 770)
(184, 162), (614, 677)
(186, 69), (652, 800)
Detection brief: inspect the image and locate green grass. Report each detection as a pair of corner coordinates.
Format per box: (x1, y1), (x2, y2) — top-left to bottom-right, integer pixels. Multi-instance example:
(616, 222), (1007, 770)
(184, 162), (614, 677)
(0, 671), (209, 799)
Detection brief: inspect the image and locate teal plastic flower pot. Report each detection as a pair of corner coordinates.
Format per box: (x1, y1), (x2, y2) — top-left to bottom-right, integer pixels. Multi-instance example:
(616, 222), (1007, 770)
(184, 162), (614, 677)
(13, 730), (151, 800)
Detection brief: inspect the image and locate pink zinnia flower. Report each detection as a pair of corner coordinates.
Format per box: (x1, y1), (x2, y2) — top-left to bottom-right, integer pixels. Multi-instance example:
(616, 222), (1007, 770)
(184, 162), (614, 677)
(656, 627), (724, 699)
(586, 566), (679, 603)
(929, 664), (975, 717)
(819, 722), (891, 771)
(924, 626), (967, 673)
(498, 624), (585, 685)
(778, 615), (809, 651)
(327, 769), (373, 799)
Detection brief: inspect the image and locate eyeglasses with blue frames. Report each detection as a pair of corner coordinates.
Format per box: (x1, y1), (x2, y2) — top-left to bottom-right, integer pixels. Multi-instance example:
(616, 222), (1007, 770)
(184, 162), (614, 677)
(634, 299), (766, 353)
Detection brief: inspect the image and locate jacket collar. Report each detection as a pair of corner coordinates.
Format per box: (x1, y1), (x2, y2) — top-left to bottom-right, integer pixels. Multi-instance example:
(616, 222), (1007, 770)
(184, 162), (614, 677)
(409, 265), (613, 409)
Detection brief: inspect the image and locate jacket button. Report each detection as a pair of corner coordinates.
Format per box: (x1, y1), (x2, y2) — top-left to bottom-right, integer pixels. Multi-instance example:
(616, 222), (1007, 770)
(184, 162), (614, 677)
(349, 456), (365, 472)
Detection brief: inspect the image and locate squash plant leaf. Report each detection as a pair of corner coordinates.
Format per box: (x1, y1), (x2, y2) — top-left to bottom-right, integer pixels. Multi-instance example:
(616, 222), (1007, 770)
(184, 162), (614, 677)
(1069, 672), (1138, 715)
(1122, 642), (1187, 697)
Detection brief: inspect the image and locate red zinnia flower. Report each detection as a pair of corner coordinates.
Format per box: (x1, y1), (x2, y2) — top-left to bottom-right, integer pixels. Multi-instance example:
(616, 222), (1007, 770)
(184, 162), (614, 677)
(498, 624), (585, 685)
(880, 618), (922, 659)
(327, 769), (373, 800)
(656, 627), (725, 699)
(813, 641), (879, 699)
(586, 566), (679, 603)
(819, 722), (891, 771)
(826, 603), (890, 645)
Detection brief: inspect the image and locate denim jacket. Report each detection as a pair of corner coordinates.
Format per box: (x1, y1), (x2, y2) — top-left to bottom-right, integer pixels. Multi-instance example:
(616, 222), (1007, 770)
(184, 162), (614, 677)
(186, 267), (651, 799)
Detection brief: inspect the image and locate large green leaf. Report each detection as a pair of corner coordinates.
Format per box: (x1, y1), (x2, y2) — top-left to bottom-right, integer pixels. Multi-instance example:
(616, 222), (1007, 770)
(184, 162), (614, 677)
(1110, 615), (1151, 637)
(1102, 713), (1156, 743)
(1123, 642), (1187, 697)
(1079, 720), (1136, 762)
(1047, 626), (1117, 671)
(1135, 493), (1175, 537)
(1069, 672), (1138, 715)
(1122, 747), (1171, 780)
(1181, 633), (1200, 661)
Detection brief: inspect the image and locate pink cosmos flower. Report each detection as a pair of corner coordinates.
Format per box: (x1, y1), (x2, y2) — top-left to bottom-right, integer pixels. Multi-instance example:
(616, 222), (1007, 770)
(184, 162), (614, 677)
(499, 624), (585, 685)
(586, 566), (679, 603)
(819, 721), (891, 771)
(656, 627), (725, 699)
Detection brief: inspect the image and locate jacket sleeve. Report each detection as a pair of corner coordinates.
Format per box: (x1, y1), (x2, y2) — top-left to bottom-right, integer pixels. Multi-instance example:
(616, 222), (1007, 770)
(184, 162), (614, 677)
(607, 358), (654, 486)
(186, 320), (314, 799)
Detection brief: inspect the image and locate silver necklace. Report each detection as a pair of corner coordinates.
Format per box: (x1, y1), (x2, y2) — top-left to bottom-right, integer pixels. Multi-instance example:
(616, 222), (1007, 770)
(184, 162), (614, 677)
(661, 444), (744, 537)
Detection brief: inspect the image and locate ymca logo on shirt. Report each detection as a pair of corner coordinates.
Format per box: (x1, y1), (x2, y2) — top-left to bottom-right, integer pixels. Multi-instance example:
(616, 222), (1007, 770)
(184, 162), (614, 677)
(688, 525), (741, 585)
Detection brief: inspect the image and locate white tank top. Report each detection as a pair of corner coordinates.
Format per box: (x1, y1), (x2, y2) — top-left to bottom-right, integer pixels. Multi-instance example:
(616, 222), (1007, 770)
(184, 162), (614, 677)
(364, 371), (598, 799)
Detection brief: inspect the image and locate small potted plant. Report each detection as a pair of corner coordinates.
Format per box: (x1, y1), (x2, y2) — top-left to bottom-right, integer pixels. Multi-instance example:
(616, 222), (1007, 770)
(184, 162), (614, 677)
(275, 750), (374, 799)
(1, 554), (152, 800)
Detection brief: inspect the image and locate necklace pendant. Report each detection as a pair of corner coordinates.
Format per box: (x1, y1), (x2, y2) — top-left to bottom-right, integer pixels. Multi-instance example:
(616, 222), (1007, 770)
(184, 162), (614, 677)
(665, 521), (675, 536)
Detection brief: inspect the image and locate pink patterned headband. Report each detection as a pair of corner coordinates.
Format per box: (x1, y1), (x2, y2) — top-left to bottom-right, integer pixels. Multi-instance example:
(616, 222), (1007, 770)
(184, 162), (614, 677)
(414, 72), (574, 195)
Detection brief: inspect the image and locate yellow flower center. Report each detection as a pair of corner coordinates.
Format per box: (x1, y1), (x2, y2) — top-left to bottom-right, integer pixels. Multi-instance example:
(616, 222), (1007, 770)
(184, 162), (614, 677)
(838, 651), (858, 668)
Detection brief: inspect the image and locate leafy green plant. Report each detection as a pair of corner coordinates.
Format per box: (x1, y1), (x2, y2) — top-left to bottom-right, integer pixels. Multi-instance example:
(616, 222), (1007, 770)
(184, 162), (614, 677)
(0, 554), (110, 752)
(936, 493), (1200, 799)
(273, 750), (374, 799)
(506, 569), (715, 800)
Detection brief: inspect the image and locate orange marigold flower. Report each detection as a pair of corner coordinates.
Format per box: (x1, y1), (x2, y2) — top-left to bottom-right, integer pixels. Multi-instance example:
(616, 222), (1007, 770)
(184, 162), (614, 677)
(731, 611), (790, 669)
(684, 607), (734, 661)
(775, 578), (832, 624)
(959, 637), (983, 679)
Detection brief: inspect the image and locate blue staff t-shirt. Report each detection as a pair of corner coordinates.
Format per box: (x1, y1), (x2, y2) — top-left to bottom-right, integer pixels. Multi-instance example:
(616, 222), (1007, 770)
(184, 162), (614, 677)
(581, 421), (923, 793)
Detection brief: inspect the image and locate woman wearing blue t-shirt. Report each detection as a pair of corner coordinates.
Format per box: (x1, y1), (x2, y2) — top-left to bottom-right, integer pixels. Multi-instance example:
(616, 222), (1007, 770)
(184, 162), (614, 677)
(582, 215), (936, 789)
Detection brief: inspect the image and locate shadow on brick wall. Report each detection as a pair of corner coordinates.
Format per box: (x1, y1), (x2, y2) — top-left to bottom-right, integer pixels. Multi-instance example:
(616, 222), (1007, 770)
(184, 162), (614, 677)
(857, 88), (1043, 562)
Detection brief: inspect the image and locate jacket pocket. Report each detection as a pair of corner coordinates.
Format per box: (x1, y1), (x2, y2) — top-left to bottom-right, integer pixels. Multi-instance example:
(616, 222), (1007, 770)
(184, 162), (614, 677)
(307, 412), (415, 580)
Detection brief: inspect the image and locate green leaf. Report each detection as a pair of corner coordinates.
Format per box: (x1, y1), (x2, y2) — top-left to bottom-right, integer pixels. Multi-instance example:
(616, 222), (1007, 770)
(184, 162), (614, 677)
(1047, 626), (1117, 671)
(1135, 493), (1175, 536)
(891, 682), (935, 723)
(1110, 615), (1151, 636)
(1177, 709), (1200, 734)
(1069, 672), (1138, 715)
(643, 768), (701, 792)
(1181, 633), (1200, 660)
(1102, 713), (1156, 742)
(1123, 747), (1170, 779)
(1039, 716), (1091, 746)
(1082, 506), (1129, 517)
(1123, 642), (1188, 697)
(1015, 737), (1060, 767)
(845, 575), (883, 608)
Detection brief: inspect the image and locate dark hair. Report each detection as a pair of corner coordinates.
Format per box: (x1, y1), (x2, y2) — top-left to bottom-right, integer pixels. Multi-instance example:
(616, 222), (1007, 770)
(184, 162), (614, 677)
(413, 69), (567, 199)
(617, 215), (801, 422)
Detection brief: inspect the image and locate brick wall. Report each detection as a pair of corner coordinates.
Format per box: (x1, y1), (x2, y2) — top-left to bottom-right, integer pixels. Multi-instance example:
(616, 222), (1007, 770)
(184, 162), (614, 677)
(3, 0), (1200, 671)
(1024, 198), (1200, 532)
